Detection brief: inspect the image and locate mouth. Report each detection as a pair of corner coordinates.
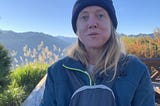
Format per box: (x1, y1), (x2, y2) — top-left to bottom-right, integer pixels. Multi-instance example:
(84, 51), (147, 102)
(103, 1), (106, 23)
(88, 32), (99, 36)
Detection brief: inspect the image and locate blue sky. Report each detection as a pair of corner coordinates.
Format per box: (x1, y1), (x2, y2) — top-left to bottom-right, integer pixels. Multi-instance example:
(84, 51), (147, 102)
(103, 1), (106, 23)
(0, 0), (160, 37)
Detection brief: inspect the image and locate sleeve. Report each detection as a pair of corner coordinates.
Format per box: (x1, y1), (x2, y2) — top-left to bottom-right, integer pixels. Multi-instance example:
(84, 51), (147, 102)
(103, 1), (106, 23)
(39, 67), (57, 106)
(132, 66), (155, 106)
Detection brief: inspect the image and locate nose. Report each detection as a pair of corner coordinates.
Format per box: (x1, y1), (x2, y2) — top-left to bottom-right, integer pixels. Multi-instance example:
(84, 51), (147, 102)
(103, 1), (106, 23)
(88, 23), (97, 29)
(88, 16), (98, 29)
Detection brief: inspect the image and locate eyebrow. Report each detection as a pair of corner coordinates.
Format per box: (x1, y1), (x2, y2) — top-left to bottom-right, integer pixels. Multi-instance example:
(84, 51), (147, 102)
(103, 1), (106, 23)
(80, 8), (105, 14)
(79, 11), (88, 16)
(95, 9), (106, 13)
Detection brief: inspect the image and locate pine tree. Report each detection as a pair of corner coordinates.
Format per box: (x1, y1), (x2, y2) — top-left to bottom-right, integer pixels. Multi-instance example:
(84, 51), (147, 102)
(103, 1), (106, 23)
(0, 43), (12, 92)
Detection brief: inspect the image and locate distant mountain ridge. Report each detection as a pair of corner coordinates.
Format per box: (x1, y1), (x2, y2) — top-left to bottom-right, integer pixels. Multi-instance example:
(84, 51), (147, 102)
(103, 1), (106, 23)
(0, 30), (76, 67)
(0, 30), (154, 51)
(0, 30), (76, 50)
(0, 30), (154, 67)
(119, 33), (154, 37)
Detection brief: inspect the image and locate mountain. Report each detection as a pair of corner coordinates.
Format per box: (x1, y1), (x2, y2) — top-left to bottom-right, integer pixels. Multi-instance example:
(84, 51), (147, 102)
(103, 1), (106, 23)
(119, 33), (154, 37)
(0, 30), (76, 50)
(0, 30), (76, 67)
(0, 30), (156, 68)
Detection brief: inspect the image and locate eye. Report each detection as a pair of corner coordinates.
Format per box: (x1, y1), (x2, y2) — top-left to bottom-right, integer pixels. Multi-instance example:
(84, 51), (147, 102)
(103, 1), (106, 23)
(97, 13), (105, 19)
(80, 15), (89, 21)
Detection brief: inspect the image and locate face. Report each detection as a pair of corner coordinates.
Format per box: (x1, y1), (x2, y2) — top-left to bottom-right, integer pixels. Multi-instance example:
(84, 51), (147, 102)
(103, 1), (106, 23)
(76, 6), (112, 50)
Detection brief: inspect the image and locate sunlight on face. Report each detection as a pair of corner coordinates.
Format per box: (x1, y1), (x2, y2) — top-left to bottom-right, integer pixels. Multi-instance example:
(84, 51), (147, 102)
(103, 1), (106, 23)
(76, 6), (112, 50)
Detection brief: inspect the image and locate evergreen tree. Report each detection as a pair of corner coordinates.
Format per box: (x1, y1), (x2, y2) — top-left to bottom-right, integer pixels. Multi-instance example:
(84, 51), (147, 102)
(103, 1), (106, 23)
(0, 43), (12, 92)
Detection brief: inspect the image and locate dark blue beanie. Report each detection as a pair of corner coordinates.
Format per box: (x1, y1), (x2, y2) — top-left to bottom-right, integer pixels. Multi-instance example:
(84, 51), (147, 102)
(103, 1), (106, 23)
(72, 0), (118, 33)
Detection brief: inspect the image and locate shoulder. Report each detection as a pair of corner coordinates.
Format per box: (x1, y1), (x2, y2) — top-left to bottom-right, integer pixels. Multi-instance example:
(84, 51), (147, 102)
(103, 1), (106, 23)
(119, 54), (147, 69)
(47, 56), (75, 75)
(126, 54), (147, 70)
(116, 54), (151, 89)
(49, 56), (71, 68)
(119, 54), (149, 81)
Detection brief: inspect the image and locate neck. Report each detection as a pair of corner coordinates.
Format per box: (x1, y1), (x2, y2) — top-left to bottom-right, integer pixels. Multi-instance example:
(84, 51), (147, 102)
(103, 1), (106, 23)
(87, 48), (101, 64)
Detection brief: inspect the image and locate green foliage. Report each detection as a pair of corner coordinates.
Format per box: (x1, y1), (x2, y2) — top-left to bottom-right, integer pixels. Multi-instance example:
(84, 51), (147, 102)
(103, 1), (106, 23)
(0, 63), (48, 105)
(0, 43), (12, 92)
(121, 30), (160, 58)
(0, 37), (57, 105)
(0, 80), (25, 106)
(10, 63), (48, 97)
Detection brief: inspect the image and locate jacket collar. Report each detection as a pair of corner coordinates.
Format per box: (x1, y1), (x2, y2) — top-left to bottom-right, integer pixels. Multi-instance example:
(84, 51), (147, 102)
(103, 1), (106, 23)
(62, 55), (128, 77)
(63, 56), (87, 71)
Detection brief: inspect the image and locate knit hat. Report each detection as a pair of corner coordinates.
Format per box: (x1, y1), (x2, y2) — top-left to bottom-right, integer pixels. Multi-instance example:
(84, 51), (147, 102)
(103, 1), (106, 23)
(72, 0), (118, 33)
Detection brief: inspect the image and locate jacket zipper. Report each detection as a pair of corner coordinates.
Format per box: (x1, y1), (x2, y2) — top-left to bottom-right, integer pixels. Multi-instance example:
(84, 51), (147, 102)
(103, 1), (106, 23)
(62, 64), (93, 86)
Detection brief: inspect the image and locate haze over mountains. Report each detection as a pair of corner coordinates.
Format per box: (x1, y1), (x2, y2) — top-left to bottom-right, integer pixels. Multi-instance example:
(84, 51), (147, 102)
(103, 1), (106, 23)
(0, 30), (154, 67)
(0, 30), (154, 50)
(0, 30), (76, 50)
(0, 30), (77, 67)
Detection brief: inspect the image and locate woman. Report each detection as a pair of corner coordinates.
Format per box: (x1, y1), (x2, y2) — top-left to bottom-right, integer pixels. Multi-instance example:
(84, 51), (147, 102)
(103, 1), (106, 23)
(40, 0), (155, 106)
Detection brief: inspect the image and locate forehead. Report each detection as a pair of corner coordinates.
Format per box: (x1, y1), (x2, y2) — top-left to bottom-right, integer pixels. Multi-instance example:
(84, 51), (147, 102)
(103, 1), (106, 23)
(80, 6), (107, 14)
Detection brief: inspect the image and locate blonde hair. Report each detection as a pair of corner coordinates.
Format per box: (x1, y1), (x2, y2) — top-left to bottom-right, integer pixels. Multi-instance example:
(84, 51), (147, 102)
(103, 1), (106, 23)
(67, 25), (126, 80)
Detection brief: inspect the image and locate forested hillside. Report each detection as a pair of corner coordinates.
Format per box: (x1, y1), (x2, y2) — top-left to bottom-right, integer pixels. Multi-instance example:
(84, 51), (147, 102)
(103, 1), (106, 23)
(122, 29), (160, 58)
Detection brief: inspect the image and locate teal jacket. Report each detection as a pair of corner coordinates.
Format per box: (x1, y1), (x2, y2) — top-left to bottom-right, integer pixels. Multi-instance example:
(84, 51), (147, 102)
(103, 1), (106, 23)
(40, 55), (155, 106)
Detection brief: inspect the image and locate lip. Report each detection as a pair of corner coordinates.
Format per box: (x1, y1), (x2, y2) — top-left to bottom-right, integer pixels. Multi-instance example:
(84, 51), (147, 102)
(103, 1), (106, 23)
(88, 32), (99, 36)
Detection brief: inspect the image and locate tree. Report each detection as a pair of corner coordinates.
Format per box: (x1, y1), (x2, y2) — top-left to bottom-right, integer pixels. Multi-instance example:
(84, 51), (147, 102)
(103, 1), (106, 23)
(0, 43), (12, 92)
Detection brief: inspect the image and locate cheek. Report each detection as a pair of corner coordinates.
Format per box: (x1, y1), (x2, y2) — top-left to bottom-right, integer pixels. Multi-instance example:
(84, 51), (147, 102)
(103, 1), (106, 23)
(102, 23), (112, 36)
(76, 25), (87, 36)
(100, 26), (112, 43)
(104, 30), (111, 42)
(76, 20), (88, 33)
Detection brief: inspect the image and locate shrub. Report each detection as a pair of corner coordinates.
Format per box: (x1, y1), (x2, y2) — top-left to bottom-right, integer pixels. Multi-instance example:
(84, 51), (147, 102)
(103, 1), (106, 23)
(10, 63), (48, 98)
(0, 43), (12, 92)
(0, 80), (25, 106)
(0, 63), (48, 105)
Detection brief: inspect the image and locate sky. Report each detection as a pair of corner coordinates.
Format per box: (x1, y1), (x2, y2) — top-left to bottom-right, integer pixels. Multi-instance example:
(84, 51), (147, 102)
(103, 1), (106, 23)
(0, 0), (160, 37)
